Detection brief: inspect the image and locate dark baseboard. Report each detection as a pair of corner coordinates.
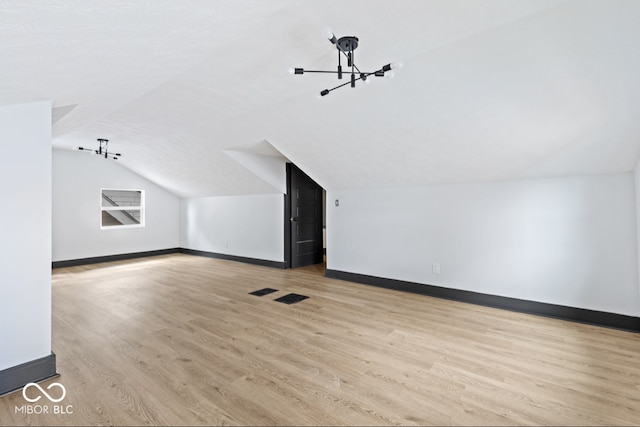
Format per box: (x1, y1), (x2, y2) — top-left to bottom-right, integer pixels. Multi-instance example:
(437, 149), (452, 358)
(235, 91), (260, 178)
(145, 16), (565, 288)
(325, 269), (640, 332)
(53, 247), (285, 270)
(52, 248), (182, 268)
(180, 248), (285, 269)
(0, 353), (58, 397)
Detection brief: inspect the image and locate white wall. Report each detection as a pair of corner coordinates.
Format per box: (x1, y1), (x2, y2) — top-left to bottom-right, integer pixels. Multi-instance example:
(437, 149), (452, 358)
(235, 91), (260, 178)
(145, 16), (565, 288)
(327, 173), (639, 316)
(52, 149), (180, 262)
(0, 101), (52, 371)
(181, 194), (284, 262)
(635, 159), (640, 311)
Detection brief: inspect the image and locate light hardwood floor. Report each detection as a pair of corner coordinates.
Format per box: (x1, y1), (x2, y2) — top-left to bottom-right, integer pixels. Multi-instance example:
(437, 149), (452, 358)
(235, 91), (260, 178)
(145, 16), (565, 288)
(1, 253), (639, 426)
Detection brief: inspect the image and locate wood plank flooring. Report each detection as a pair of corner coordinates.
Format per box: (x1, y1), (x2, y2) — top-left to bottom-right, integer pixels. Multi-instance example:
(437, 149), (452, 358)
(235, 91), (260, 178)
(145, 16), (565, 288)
(1, 253), (639, 426)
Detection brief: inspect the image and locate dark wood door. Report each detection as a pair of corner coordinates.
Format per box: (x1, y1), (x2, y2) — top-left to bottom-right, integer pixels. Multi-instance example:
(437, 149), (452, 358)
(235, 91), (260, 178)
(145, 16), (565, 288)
(287, 164), (323, 268)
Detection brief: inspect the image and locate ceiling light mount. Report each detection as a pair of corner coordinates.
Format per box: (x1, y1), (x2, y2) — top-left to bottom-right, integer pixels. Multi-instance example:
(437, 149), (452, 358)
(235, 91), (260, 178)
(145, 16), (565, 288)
(78, 138), (121, 160)
(292, 29), (400, 97)
(336, 36), (359, 52)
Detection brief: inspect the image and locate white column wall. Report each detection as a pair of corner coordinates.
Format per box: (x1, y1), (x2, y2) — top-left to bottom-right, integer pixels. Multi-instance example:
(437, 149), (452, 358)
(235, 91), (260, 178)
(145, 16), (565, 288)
(635, 159), (640, 312)
(0, 101), (52, 371)
(327, 173), (639, 316)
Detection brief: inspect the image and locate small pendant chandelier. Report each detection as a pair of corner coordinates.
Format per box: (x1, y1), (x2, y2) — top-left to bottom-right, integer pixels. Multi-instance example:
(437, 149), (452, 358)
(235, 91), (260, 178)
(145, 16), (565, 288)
(78, 138), (121, 160)
(291, 28), (402, 97)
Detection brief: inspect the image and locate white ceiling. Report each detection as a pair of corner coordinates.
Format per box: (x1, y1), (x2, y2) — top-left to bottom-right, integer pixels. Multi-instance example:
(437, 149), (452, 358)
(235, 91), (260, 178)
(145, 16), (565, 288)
(3, 0), (640, 197)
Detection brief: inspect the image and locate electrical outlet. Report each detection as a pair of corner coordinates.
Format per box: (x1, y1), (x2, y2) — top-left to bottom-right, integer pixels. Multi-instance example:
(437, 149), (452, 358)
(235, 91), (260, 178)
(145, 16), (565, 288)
(432, 262), (440, 274)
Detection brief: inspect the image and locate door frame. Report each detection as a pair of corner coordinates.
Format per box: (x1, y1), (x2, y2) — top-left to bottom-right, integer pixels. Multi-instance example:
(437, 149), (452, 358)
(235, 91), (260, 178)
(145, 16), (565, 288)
(284, 163), (324, 269)
(284, 164), (293, 268)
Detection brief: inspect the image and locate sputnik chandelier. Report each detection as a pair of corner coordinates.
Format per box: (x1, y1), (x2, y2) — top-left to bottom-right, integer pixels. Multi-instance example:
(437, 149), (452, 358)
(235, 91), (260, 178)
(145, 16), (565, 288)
(78, 138), (121, 160)
(291, 28), (402, 97)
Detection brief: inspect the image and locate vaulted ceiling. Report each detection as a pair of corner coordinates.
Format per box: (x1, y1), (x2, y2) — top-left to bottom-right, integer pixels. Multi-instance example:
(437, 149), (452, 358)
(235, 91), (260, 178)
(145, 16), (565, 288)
(3, 0), (640, 197)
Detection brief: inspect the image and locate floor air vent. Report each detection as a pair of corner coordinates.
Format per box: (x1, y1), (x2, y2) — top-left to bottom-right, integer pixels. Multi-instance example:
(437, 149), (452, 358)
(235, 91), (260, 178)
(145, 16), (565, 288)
(274, 293), (309, 305)
(249, 288), (279, 297)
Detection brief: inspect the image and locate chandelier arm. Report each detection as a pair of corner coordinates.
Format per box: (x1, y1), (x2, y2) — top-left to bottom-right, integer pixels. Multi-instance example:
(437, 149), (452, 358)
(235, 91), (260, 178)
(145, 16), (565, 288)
(322, 72), (369, 95)
(300, 70), (342, 74)
(305, 69), (381, 75)
(339, 50), (362, 74)
(370, 64), (393, 77)
(323, 79), (353, 95)
(352, 47), (355, 74)
(300, 69), (383, 74)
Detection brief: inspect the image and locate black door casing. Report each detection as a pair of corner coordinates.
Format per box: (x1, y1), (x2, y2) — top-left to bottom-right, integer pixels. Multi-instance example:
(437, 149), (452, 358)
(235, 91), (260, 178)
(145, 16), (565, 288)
(285, 163), (323, 268)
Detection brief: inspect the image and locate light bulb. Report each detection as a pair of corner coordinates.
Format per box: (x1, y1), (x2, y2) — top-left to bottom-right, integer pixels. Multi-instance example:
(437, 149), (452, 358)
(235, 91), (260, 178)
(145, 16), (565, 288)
(287, 67), (295, 75)
(322, 27), (334, 40)
(392, 60), (404, 70)
(386, 70), (396, 79)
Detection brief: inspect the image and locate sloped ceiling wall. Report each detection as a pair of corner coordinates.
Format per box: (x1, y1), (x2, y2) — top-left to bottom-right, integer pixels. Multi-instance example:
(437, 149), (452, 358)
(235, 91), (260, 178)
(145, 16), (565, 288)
(2, 0), (640, 197)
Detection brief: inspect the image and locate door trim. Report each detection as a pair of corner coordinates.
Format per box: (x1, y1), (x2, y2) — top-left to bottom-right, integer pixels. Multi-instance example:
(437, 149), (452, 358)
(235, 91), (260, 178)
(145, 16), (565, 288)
(285, 163), (324, 269)
(284, 164), (293, 268)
